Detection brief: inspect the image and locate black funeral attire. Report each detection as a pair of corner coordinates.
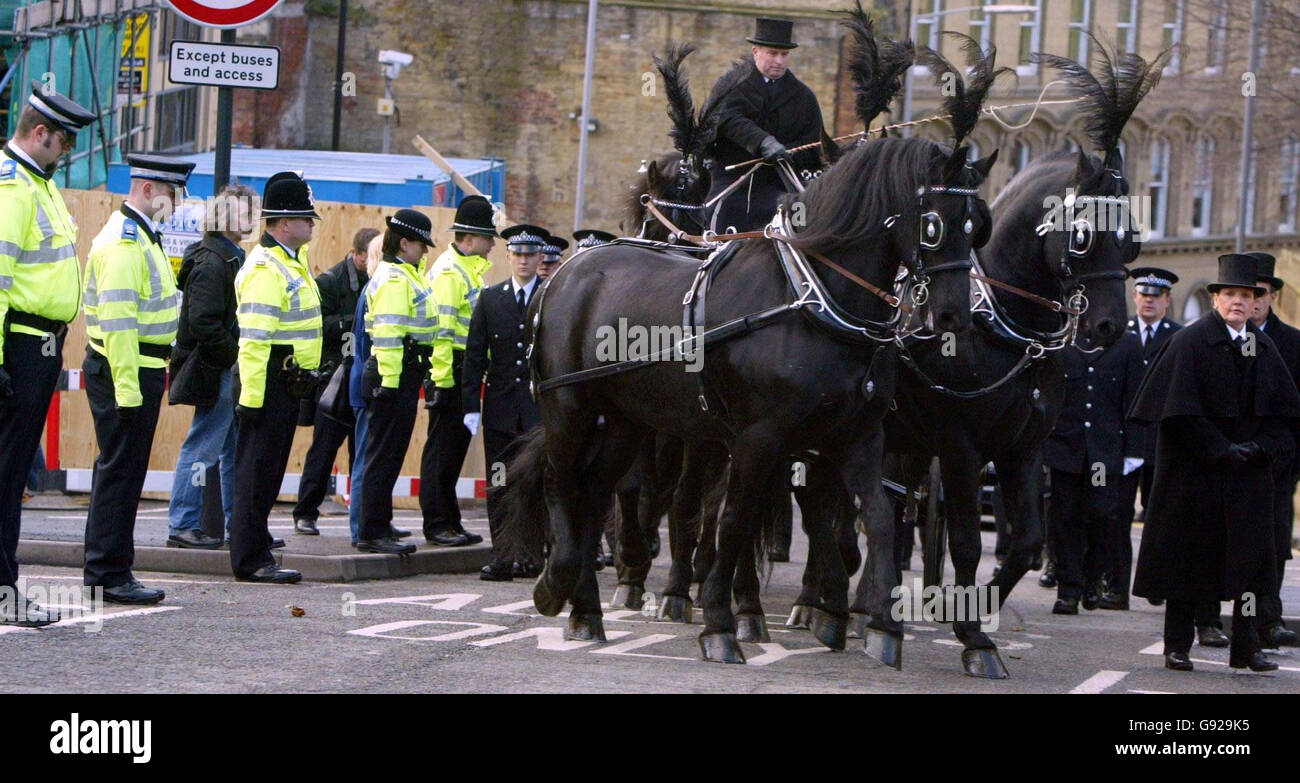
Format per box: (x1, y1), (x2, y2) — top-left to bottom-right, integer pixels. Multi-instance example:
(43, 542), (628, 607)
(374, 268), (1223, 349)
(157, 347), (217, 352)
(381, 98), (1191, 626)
(1131, 270), (1300, 668)
(1248, 251), (1300, 644)
(465, 225), (544, 580)
(292, 251), (368, 531)
(706, 20), (824, 233)
(1044, 331), (1145, 611)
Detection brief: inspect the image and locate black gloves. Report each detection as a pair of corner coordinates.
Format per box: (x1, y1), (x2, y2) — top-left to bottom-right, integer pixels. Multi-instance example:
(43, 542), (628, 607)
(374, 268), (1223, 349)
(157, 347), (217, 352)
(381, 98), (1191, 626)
(236, 404), (262, 427)
(758, 135), (790, 163)
(423, 380), (454, 411)
(0, 367), (11, 399)
(371, 384), (398, 401)
(1226, 441), (1265, 468)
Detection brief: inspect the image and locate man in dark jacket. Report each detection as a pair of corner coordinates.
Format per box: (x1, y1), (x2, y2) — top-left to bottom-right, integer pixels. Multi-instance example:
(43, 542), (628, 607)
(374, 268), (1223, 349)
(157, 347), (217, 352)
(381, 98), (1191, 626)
(705, 17), (825, 233)
(1131, 254), (1300, 673)
(1044, 329), (1145, 614)
(166, 184), (257, 549)
(1247, 251), (1300, 647)
(292, 227), (378, 534)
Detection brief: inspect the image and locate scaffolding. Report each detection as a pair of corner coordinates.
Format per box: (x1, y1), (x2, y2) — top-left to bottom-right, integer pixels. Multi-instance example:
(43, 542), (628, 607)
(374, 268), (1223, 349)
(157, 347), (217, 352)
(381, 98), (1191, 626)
(1, 0), (168, 189)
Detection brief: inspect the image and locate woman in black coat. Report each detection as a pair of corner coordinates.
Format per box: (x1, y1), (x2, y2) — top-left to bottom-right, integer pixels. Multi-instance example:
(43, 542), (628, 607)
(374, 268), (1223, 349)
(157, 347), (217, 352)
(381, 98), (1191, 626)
(1130, 254), (1300, 673)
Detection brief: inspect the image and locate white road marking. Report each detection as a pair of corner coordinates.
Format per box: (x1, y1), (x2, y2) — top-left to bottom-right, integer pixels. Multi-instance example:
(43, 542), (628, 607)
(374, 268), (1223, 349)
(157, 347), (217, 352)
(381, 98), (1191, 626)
(1137, 644), (1300, 672)
(353, 593), (481, 610)
(1127, 689), (1174, 694)
(747, 642), (829, 667)
(348, 620), (506, 641)
(469, 626), (631, 651)
(0, 605), (181, 635)
(1070, 670), (1128, 694)
(589, 633), (692, 660)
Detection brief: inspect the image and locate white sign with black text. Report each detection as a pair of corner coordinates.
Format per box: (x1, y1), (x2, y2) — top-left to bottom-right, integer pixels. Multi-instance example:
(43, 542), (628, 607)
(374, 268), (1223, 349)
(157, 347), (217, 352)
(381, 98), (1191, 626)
(168, 40), (280, 90)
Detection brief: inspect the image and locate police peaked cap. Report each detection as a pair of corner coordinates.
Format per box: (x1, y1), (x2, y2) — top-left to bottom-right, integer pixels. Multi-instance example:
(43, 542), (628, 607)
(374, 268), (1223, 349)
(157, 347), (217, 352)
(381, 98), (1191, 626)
(260, 170), (320, 219)
(541, 235), (569, 262)
(125, 153), (195, 187)
(573, 229), (617, 249)
(1129, 266), (1178, 296)
(502, 224), (547, 254)
(450, 195), (498, 237)
(386, 208), (434, 246)
(26, 82), (95, 139)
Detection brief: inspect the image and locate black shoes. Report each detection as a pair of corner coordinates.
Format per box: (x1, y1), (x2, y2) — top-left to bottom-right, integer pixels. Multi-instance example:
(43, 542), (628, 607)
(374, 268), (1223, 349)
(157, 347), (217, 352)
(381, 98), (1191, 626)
(238, 565), (302, 583)
(270, 538), (286, 549)
(1052, 597), (1079, 615)
(1164, 652), (1193, 671)
(101, 580), (165, 605)
(0, 598), (59, 627)
(1082, 584), (1102, 611)
(453, 526), (482, 544)
(357, 537), (416, 555)
(294, 518), (319, 535)
(427, 529), (471, 547)
(1038, 561), (1057, 588)
(167, 529), (223, 549)
(770, 548), (790, 563)
(1197, 625), (1230, 648)
(391, 526), (412, 539)
(1263, 625), (1299, 648)
(1098, 591), (1130, 611)
(480, 562), (514, 582)
(1231, 652), (1279, 673)
(512, 560), (542, 579)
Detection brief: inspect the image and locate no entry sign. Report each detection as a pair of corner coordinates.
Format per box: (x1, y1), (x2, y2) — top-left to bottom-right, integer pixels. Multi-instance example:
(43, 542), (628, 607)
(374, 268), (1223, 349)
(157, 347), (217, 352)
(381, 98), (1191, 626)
(165, 0), (283, 28)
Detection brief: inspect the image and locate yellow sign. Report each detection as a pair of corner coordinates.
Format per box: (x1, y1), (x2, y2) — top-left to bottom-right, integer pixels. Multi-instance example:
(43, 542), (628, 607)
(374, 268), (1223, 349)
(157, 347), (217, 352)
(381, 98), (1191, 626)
(117, 14), (150, 107)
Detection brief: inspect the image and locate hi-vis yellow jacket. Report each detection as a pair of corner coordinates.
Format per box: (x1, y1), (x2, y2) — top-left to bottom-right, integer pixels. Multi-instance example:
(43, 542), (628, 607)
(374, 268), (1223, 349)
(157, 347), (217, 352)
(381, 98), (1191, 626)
(83, 206), (179, 407)
(234, 235), (322, 408)
(0, 144), (80, 362)
(365, 255), (435, 388)
(422, 244), (490, 388)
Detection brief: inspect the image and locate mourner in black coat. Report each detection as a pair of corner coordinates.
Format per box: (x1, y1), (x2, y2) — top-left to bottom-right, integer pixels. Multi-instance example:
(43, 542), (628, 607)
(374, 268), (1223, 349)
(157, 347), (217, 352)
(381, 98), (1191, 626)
(705, 23), (824, 233)
(463, 225), (545, 580)
(169, 233), (243, 407)
(1131, 255), (1300, 672)
(1248, 251), (1300, 647)
(1043, 331), (1145, 613)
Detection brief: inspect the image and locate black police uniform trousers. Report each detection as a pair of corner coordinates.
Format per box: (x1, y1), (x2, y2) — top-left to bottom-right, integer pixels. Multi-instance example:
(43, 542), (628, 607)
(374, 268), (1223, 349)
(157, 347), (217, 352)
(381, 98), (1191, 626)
(1164, 597), (1259, 664)
(1260, 471), (1296, 632)
(0, 329), (65, 589)
(1049, 467), (1116, 600)
(293, 406), (355, 522)
(1108, 470), (1142, 599)
(420, 352), (470, 539)
(83, 348), (166, 588)
(229, 355), (298, 578)
(359, 360), (423, 541)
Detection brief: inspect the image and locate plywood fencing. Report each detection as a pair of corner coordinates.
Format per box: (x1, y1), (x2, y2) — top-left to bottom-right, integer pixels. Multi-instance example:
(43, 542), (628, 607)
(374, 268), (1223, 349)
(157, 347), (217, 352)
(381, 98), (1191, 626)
(51, 190), (519, 506)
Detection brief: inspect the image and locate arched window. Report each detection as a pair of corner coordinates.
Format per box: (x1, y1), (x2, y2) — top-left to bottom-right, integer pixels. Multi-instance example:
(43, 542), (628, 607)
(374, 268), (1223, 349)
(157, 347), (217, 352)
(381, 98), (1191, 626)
(1191, 134), (1214, 237)
(1280, 137), (1300, 233)
(1148, 137), (1171, 239)
(1008, 138), (1031, 179)
(1183, 288), (1208, 322)
(1068, 0), (1092, 63)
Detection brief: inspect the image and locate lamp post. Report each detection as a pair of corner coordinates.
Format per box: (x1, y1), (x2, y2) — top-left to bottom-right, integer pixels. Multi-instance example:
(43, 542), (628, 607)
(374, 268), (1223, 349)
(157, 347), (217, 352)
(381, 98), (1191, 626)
(573, 0), (599, 232)
(1235, 0), (1262, 251)
(901, 3), (1037, 138)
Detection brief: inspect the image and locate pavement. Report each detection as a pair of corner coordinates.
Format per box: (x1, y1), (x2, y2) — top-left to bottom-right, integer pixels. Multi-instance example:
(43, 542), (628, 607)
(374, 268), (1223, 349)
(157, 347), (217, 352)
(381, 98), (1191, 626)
(5, 498), (1300, 693)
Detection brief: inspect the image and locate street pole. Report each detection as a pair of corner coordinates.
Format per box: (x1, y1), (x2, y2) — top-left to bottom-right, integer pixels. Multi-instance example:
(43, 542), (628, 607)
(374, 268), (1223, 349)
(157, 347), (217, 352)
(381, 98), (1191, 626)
(1235, 0), (1262, 252)
(573, 0), (598, 232)
(214, 27), (235, 191)
(382, 77), (393, 154)
(331, 0), (347, 151)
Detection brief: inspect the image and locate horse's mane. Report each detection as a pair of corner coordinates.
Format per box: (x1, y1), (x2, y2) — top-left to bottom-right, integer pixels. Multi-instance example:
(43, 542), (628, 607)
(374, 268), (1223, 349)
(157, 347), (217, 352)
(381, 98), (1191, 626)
(917, 32), (1014, 149)
(1031, 36), (1181, 168)
(786, 137), (945, 254)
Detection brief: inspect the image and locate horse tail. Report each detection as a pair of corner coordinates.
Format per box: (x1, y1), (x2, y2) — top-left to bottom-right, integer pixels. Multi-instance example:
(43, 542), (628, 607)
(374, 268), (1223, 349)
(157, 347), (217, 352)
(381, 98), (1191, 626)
(500, 426), (550, 563)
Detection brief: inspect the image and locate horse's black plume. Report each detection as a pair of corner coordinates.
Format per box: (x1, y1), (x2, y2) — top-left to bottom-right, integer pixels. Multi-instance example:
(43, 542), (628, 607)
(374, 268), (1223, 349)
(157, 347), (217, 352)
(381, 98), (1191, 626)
(917, 32), (1014, 148)
(836, 1), (914, 129)
(1031, 35), (1181, 157)
(654, 43), (702, 159)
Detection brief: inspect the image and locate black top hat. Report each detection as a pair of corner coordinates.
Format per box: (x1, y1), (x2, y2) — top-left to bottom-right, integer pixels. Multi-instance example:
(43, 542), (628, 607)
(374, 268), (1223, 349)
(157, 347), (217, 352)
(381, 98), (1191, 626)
(386, 208), (434, 247)
(1246, 251), (1284, 291)
(1129, 266), (1179, 296)
(541, 235), (569, 263)
(450, 195), (498, 237)
(573, 229), (616, 249)
(747, 18), (798, 50)
(1207, 254), (1267, 295)
(502, 224), (547, 254)
(125, 153), (195, 187)
(260, 171), (319, 219)
(26, 82), (95, 139)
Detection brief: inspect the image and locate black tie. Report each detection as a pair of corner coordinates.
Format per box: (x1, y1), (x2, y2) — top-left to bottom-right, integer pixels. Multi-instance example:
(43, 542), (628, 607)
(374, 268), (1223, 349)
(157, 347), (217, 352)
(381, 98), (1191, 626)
(517, 287), (527, 315)
(1144, 325), (1154, 346)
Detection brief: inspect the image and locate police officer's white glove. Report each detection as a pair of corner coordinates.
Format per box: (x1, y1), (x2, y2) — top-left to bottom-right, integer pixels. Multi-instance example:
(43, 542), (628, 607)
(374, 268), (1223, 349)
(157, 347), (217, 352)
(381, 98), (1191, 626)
(1122, 457), (1143, 476)
(463, 412), (481, 436)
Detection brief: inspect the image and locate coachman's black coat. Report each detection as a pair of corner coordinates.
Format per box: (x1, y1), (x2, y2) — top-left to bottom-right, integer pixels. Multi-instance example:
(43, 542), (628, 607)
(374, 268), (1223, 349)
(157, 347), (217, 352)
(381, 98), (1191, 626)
(706, 60), (824, 232)
(1130, 311), (1300, 602)
(1125, 316), (1181, 467)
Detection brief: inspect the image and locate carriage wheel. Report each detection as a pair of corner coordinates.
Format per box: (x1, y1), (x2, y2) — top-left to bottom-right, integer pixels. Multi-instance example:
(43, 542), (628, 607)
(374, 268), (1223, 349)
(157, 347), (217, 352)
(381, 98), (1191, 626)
(921, 457), (947, 589)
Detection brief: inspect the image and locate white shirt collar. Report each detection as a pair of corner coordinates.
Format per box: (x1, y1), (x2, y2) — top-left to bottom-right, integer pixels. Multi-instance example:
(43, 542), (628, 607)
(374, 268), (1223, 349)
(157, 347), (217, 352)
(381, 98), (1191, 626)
(123, 202), (157, 232)
(511, 276), (538, 300)
(1226, 323), (1248, 341)
(6, 143), (42, 173)
(1137, 315), (1161, 331)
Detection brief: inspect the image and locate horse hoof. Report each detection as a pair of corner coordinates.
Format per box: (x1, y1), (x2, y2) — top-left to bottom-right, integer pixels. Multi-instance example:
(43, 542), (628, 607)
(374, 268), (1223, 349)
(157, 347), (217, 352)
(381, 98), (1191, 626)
(656, 594), (693, 623)
(699, 631), (746, 664)
(565, 613), (607, 642)
(735, 612), (770, 643)
(848, 613), (870, 639)
(533, 574), (566, 617)
(961, 647), (1009, 679)
(786, 605), (815, 629)
(649, 535), (661, 560)
(811, 609), (848, 651)
(862, 628), (903, 670)
(610, 583), (644, 611)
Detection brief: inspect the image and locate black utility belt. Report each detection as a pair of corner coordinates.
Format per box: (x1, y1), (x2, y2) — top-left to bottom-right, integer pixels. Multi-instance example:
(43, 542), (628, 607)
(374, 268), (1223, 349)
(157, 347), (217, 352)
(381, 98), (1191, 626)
(89, 336), (172, 361)
(5, 310), (69, 339)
